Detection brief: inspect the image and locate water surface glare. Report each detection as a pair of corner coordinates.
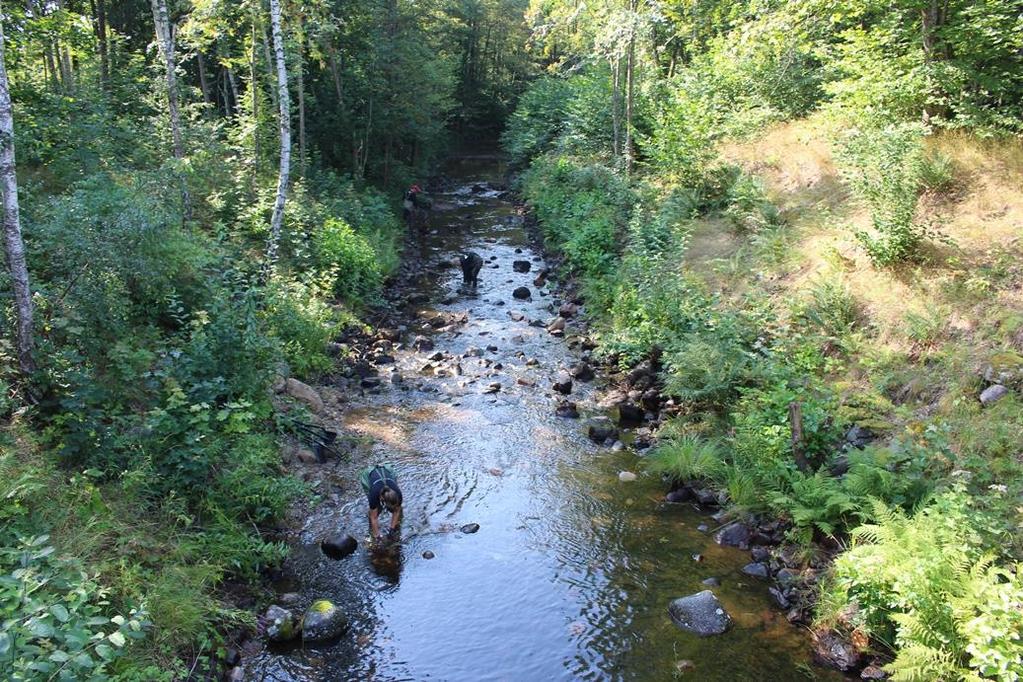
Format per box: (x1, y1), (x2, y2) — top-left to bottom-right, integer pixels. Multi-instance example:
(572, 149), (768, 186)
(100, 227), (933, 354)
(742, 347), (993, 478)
(246, 155), (839, 682)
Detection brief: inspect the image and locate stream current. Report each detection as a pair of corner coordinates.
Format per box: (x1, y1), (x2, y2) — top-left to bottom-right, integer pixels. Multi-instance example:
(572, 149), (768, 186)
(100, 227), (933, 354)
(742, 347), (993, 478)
(245, 154), (838, 682)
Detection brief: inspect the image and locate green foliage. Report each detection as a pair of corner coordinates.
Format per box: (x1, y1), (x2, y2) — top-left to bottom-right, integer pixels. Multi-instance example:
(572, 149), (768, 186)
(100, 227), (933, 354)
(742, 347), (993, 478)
(820, 490), (1023, 680)
(500, 77), (575, 166)
(645, 433), (724, 482)
(724, 172), (783, 233)
(0, 535), (149, 681)
(836, 123), (929, 265)
(262, 275), (344, 379)
(796, 276), (860, 338)
(314, 218), (385, 304)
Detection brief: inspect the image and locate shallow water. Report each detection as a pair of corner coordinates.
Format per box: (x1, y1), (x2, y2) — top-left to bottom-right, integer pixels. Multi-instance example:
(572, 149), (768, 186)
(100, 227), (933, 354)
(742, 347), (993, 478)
(245, 155), (839, 682)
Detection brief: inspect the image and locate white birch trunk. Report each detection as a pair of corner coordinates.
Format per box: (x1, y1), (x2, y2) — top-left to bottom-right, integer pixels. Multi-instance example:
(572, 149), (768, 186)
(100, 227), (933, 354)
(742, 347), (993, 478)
(151, 0), (183, 159)
(265, 0), (291, 269)
(0, 16), (35, 374)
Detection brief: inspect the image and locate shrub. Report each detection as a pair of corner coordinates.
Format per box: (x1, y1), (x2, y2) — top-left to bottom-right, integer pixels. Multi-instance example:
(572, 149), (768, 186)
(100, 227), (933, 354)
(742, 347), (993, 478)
(836, 123), (929, 265)
(0, 535), (149, 681)
(313, 218), (385, 305)
(263, 274), (344, 379)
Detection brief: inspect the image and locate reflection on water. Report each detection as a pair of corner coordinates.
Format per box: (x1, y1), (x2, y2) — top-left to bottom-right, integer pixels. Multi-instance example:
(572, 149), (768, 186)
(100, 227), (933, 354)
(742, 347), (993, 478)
(245, 154), (840, 681)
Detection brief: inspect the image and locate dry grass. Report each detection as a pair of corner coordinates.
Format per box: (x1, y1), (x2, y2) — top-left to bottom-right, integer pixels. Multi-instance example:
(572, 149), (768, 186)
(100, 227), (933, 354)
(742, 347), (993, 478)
(709, 117), (1023, 359)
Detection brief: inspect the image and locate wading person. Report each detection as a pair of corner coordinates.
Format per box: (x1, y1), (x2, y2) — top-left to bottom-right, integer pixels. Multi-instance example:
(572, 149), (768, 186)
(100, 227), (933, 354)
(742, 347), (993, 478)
(403, 184), (422, 232)
(359, 464), (403, 542)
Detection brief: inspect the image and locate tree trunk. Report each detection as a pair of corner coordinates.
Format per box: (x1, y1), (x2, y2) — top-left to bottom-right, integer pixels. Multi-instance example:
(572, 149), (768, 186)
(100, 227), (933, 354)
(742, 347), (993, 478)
(920, 0), (948, 123)
(295, 18), (306, 180)
(265, 0), (291, 270)
(250, 18), (259, 179)
(262, 28), (279, 110)
(0, 16), (35, 375)
(789, 402), (811, 474)
(90, 0), (109, 89)
(624, 1), (636, 175)
(227, 67), (240, 116)
(328, 48), (343, 105)
(197, 51), (212, 105)
(151, 0), (184, 159)
(610, 55), (621, 161)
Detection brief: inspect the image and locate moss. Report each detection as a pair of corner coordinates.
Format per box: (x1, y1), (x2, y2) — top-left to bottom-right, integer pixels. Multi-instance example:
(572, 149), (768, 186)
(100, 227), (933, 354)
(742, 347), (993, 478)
(310, 599), (335, 614)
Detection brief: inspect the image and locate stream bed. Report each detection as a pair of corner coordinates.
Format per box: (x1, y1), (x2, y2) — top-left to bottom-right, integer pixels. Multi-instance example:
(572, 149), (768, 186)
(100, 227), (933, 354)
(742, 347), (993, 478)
(245, 154), (839, 681)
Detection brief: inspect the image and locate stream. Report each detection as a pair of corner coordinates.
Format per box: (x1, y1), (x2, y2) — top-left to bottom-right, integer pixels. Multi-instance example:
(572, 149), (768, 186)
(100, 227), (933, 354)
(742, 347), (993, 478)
(245, 154), (838, 681)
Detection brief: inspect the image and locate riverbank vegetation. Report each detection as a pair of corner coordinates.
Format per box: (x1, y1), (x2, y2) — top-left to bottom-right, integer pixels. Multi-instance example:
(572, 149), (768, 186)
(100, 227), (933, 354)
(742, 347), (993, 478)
(507, 1), (1023, 678)
(0, 1), (531, 678)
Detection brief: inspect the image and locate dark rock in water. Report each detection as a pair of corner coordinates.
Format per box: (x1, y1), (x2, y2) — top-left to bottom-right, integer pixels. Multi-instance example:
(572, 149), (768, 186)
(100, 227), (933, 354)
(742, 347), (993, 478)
(696, 523), (710, 533)
(667, 591), (732, 636)
(360, 376), (381, 389)
(614, 400), (645, 427)
(460, 523), (480, 534)
(321, 534), (358, 560)
(750, 546), (770, 563)
(569, 361), (594, 382)
(769, 587), (791, 609)
(552, 373), (574, 395)
(665, 488), (692, 504)
(513, 260), (532, 273)
(412, 335), (434, 352)
(379, 328), (401, 342)
(264, 605), (298, 643)
(586, 417), (618, 444)
(512, 286), (532, 300)
(741, 562), (770, 578)
(701, 577), (721, 587)
(715, 522), (751, 549)
(559, 302), (579, 318)
(813, 630), (861, 671)
(223, 647), (242, 666)
(694, 488), (719, 506)
(556, 401), (580, 419)
(301, 600), (348, 643)
(422, 550), (435, 560)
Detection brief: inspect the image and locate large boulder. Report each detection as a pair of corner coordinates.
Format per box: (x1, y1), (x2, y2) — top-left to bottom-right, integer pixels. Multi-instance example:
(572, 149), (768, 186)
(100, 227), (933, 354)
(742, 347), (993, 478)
(512, 286), (532, 300)
(264, 605), (298, 643)
(570, 362), (595, 382)
(613, 400), (645, 427)
(586, 417), (618, 443)
(302, 600), (348, 643)
(714, 522), (751, 549)
(285, 378), (324, 414)
(513, 260), (532, 273)
(320, 534), (358, 560)
(555, 401), (580, 419)
(667, 591), (732, 636)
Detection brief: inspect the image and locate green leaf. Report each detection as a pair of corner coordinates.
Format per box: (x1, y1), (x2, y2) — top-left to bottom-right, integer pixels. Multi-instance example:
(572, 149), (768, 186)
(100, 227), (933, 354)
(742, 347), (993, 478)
(50, 604), (70, 623)
(50, 650), (71, 663)
(0, 632), (11, 655)
(108, 631), (126, 647)
(94, 643), (114, 660)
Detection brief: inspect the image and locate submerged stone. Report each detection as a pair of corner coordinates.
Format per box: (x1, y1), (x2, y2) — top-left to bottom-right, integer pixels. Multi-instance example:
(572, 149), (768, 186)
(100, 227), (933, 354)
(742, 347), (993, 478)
(668, 591), (732, 636)
(321, 534), (358, 560)
(460, 523), (480, 534)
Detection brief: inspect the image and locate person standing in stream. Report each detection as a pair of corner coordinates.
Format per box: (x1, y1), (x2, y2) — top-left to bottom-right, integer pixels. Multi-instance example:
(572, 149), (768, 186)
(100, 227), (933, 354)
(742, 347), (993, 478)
(359, 464), (403, 542)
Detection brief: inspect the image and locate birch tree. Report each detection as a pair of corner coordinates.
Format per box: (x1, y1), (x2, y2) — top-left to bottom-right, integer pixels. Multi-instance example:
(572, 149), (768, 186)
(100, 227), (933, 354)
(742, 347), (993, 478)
(0, 13), (35, 374)
(265, 0), (291, 269)
(151, 0), (184, 159)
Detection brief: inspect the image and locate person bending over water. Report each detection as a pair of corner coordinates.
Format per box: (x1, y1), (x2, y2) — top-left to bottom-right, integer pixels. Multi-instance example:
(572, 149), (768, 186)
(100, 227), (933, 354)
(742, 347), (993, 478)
(359, 464), (403, 542)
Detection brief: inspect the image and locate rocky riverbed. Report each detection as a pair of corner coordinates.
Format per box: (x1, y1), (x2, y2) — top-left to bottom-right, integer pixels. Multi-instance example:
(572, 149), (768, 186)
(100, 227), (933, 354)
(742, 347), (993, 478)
(239, 153), (844, 681)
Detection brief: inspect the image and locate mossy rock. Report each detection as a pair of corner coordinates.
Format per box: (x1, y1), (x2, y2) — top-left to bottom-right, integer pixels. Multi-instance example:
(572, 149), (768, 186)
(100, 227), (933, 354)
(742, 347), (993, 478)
(301, 599), (348, 643)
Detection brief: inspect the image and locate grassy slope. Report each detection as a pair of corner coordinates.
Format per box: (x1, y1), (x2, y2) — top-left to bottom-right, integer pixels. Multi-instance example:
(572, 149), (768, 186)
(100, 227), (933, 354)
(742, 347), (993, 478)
(691, 117), (1023, 542)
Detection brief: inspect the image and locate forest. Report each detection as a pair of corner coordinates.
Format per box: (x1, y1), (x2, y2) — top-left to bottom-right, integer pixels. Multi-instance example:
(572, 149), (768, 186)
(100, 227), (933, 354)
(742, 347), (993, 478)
(1, 0), (1022, 680)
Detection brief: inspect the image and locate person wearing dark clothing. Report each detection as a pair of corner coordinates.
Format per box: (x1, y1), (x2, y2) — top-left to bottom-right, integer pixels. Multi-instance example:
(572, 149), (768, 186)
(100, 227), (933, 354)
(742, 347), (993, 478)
(359, 464), (403, 541)
(403, 184), (422, 227)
